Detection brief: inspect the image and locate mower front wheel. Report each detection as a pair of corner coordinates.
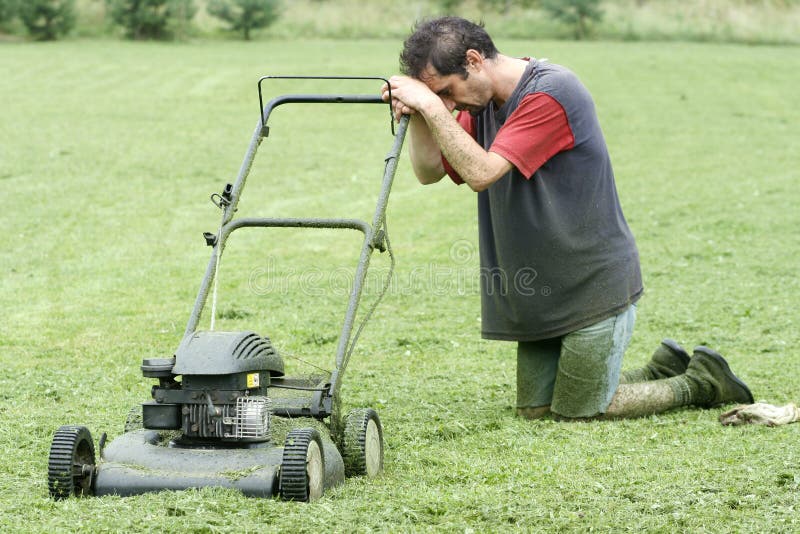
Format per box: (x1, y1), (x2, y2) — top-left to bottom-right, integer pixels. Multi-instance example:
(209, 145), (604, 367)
(279, 428), (325, 502)
(47, 425), (96, 500)
(342, 408), (383, 478)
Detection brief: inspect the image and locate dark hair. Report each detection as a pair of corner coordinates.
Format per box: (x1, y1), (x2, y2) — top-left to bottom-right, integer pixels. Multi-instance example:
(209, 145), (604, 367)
(400, 17), (499, 79)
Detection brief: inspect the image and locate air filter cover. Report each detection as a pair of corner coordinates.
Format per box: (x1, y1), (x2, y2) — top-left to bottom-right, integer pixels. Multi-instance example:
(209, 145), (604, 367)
(173, 331), (284, 376)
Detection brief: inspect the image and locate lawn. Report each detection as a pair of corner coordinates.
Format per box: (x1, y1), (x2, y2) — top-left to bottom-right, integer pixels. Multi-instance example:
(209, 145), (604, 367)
(0, 38), (798, 532)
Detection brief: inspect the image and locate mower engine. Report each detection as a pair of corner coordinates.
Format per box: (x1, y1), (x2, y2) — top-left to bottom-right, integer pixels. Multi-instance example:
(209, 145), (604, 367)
(140, 331), (285, 444)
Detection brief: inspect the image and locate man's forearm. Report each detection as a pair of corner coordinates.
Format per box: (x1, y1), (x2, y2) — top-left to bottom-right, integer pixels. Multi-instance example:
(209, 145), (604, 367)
(420, 101), (511, 192)
(407, 114), (445, 184)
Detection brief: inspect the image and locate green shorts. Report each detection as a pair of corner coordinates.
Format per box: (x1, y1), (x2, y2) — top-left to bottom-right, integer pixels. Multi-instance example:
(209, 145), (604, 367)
(516, 305), (636, 418)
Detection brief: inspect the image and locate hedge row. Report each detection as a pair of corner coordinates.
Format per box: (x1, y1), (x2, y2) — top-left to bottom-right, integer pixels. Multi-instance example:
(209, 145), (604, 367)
(0, 0), (281, 41)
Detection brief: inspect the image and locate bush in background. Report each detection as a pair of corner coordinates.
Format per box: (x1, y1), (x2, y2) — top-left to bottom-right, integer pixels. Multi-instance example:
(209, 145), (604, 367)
(168, 0), (197, 39)
(437, 0), (463, 12)
(206, 0), (280, 40)
(437, 0), (541, 15)
(106, 0), (195, 39)
(0, 0), (18, 24)
(106, 0), (170, 39)
(541, 0), (603, 39)
(18, 0), (76, 40)
(3, 0), (800, 45)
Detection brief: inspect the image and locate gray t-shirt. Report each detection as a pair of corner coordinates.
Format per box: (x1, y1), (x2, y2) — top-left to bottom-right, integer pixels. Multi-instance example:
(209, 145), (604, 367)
(449, 59), (642, 341)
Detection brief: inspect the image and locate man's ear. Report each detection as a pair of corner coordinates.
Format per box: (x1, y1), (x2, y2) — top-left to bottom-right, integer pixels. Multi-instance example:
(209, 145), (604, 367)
(465, 49), (485, 71)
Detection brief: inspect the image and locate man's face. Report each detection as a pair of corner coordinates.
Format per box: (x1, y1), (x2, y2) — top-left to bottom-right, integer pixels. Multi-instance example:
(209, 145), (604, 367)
(420, 63), (493, 114)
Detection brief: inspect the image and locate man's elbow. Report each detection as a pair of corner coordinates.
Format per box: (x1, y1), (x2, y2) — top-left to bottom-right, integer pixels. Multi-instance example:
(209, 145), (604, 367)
(464, 172), (497, 192)
(469, 181), (490, 193)
(414, 168), (445, 185)
(417, 174), (443, 185)
(466, 160), (512, 192)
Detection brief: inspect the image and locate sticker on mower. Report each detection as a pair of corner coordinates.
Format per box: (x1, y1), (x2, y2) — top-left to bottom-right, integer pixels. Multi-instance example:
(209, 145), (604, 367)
(247, 372), (260, 388)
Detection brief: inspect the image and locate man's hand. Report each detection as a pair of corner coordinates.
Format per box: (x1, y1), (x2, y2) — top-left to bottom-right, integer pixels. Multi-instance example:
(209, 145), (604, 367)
(382, 74), (512, 192)
(381, 76), (441, 121)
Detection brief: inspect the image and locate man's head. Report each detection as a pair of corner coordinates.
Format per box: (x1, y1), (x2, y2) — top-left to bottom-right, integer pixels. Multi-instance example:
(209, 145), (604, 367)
(400, 17), (499, 81)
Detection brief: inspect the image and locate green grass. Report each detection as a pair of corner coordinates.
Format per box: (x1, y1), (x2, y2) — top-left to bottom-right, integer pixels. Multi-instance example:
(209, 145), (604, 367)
(1, 38), (799, 532)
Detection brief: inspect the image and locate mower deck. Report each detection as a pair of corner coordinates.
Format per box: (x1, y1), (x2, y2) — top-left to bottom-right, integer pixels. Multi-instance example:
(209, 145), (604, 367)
(95, 429), (344, 497)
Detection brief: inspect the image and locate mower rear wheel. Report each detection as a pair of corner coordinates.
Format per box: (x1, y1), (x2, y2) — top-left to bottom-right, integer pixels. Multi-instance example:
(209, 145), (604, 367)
(48, 425), (96, 500)
(279, 428), (325, 502)
(342, 408), (383, 478)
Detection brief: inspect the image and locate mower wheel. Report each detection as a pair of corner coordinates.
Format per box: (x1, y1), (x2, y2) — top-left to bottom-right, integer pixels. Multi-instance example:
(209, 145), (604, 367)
(48, 425), (96, 500)
(123, 406), (143, 433)
(279, 428), (325, 502)
(342, 408), (383, 478)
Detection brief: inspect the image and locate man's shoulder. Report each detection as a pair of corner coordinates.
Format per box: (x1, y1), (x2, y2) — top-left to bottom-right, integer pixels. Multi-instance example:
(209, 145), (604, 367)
(520, 61), (591, 112)
(525, 61), (581, 93)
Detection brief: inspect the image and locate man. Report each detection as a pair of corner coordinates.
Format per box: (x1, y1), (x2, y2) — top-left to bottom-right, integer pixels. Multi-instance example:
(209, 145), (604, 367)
(382, 16), (753, 420)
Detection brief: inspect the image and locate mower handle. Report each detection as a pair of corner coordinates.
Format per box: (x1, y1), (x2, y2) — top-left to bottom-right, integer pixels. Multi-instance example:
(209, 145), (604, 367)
(257, 75), (396, 135)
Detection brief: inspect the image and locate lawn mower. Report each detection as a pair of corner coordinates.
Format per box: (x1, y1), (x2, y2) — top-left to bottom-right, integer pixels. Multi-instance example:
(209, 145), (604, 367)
(47, 76), (409, 502)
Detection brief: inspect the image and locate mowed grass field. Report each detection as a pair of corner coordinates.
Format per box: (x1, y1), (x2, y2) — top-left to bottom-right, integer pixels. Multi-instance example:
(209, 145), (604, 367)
(1, 38), (799, 532)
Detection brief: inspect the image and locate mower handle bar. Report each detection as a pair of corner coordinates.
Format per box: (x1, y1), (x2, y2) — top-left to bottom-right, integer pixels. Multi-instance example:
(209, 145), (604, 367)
(257, 75), (396, 135)
(184, 78), (410, 425)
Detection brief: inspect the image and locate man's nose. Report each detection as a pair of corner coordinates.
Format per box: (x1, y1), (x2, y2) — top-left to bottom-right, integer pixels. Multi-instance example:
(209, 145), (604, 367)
(442, 98), (456, 112)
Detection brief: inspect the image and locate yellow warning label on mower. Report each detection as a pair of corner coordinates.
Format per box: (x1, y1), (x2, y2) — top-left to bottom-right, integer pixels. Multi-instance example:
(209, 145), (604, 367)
(247, 373), (260, 388)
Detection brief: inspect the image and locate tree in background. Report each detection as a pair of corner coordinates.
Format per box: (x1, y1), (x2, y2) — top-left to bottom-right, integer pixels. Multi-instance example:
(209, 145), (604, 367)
(18, 0), (75, 40)
(440, 0), (541, 15)
(207, 0), (280, 40)
(437, 0), (463, 13)
(0, 0), (18, 25)
(106, 0), (195, 40)
(541, 0), (603, 40)
(168, 0), (197, 40)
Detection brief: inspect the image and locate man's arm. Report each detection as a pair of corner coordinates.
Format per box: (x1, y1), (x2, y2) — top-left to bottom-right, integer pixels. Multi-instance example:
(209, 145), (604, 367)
(382, 82), (445, 185)
(407, 114), (446, 185)
(420, 98), (511, 192)
(385, 76), (512, 193)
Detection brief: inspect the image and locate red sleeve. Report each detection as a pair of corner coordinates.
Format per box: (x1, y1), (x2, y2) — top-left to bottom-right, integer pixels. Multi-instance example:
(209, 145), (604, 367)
(489, 93), (574, 179)
(441, 111), (474, 185)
